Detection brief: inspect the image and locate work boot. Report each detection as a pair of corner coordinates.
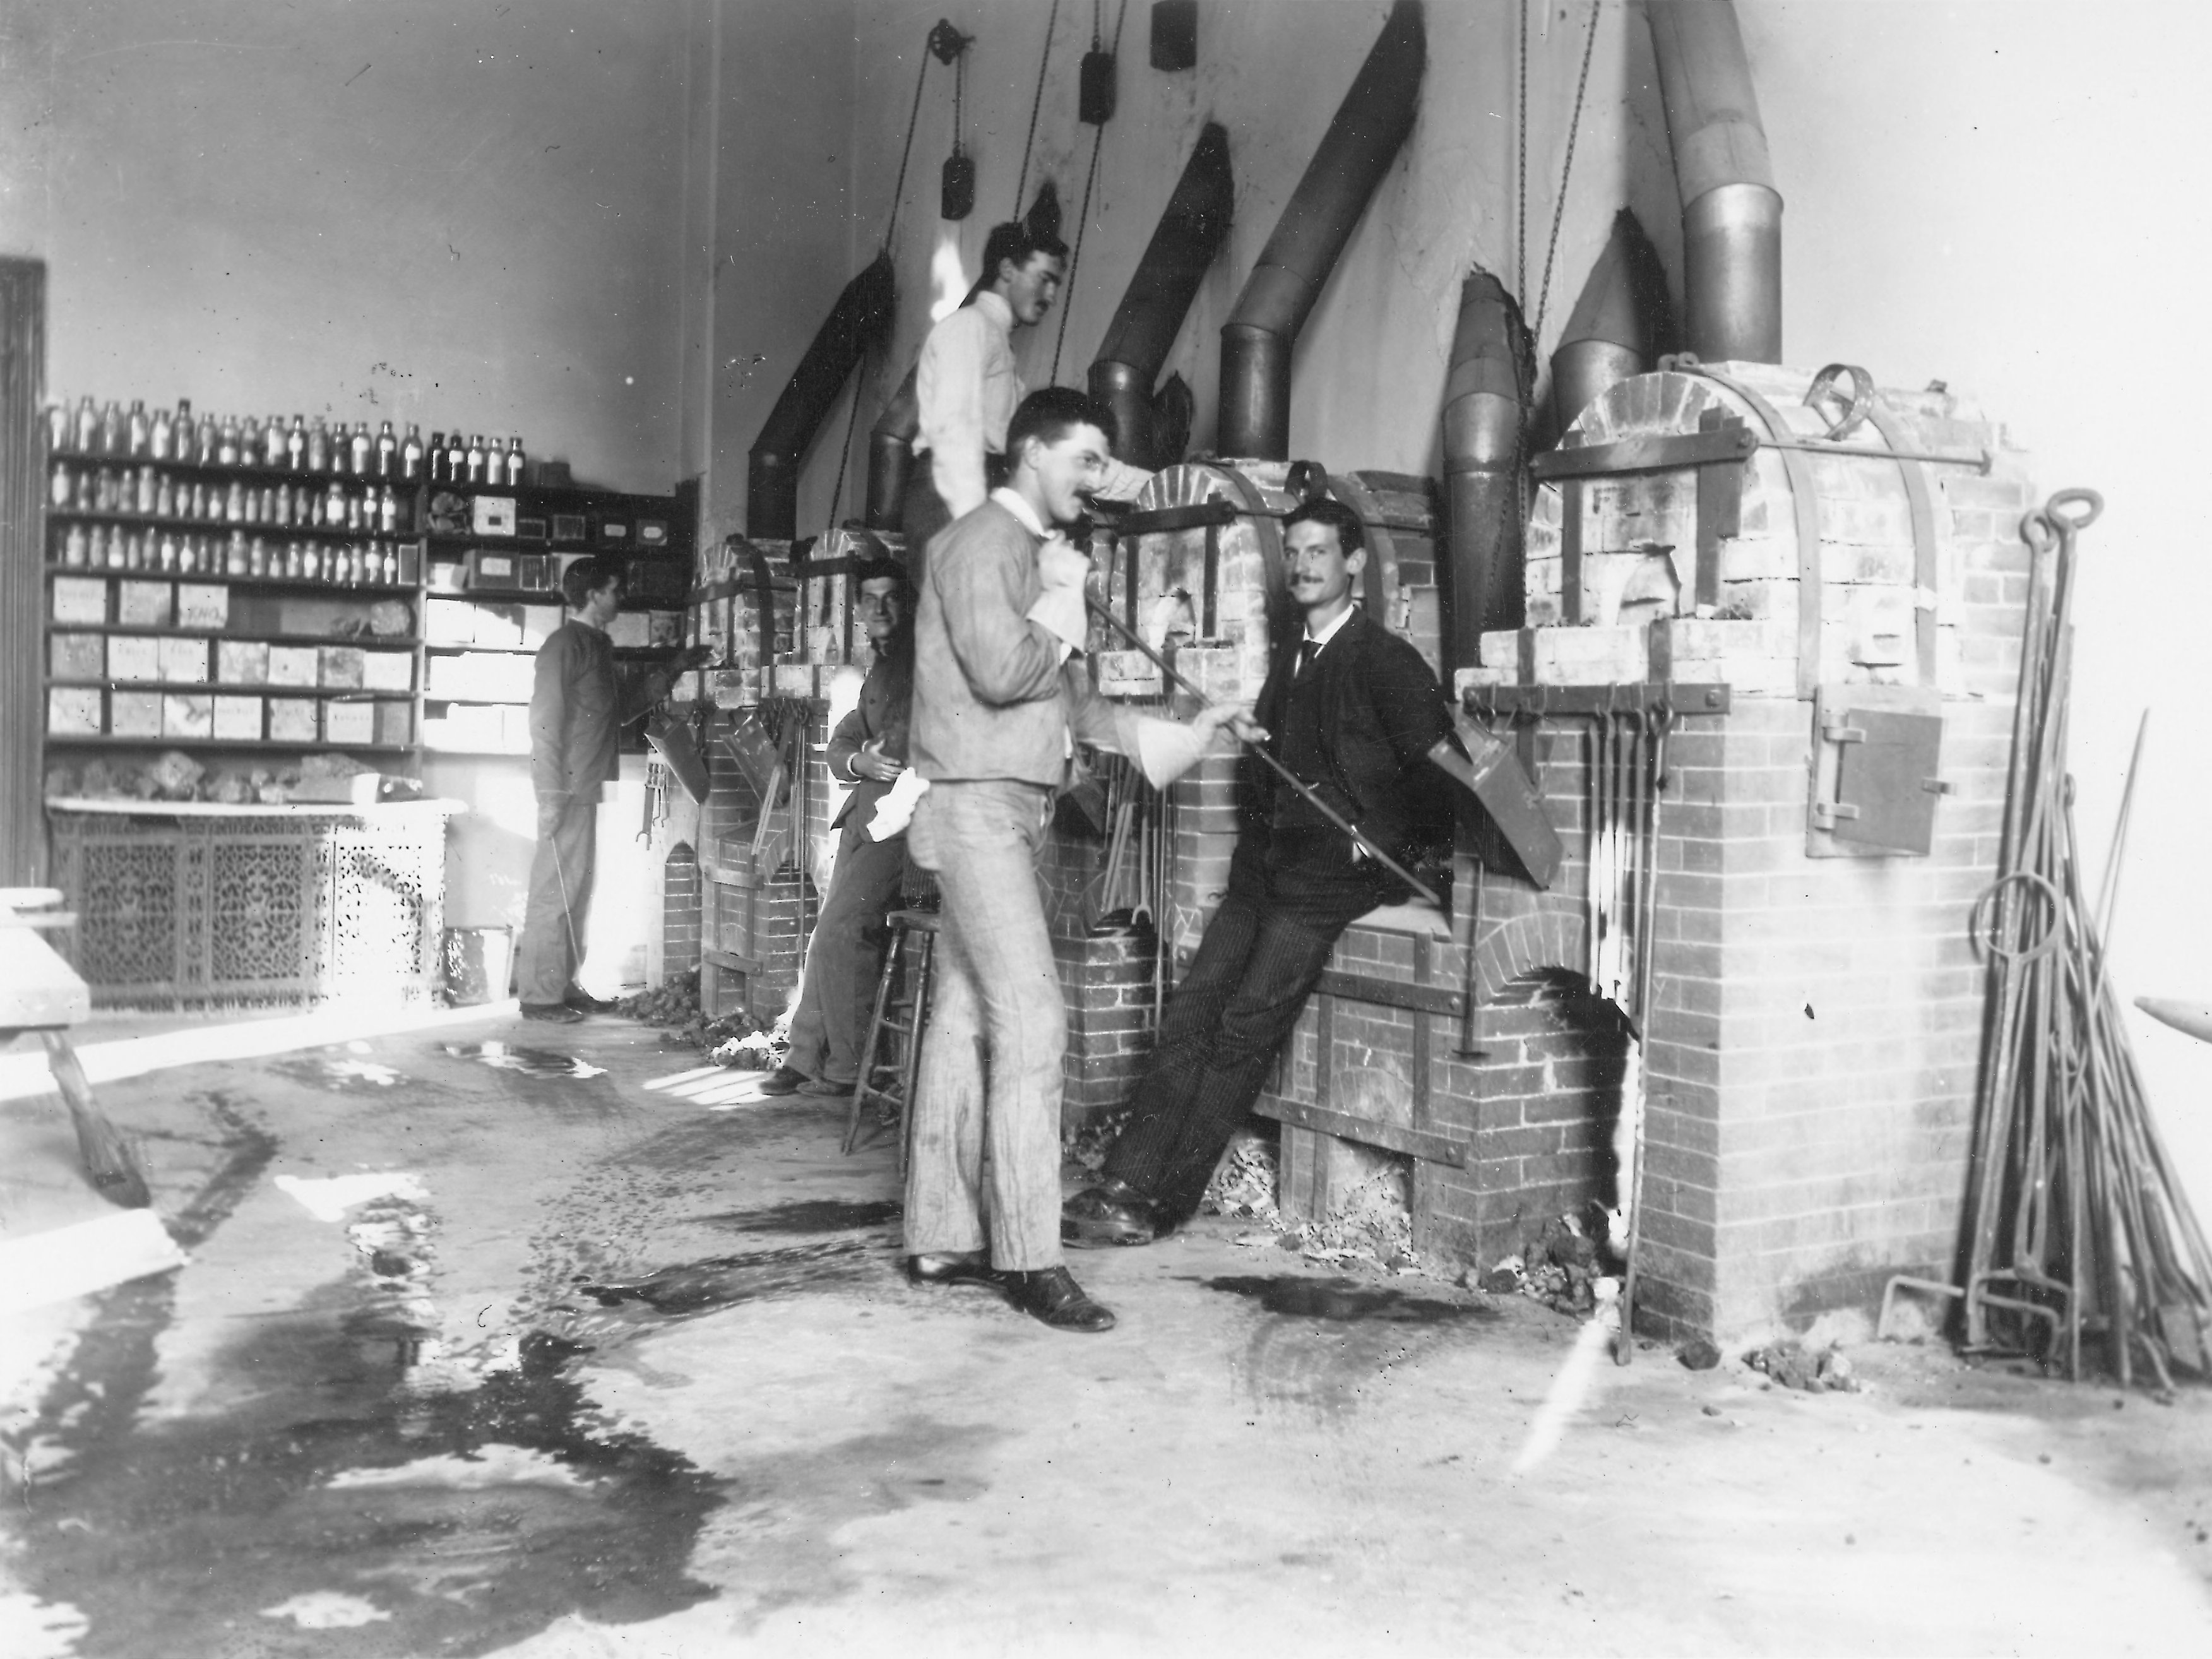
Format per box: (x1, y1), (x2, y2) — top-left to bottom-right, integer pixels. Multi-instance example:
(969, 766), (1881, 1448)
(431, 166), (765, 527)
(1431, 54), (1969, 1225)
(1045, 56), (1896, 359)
(1002, 1265), (1116, 1332)
(1061, 1179), (1166, 1248)
(755, 1066), (806, 1096)
(562, 985), (619, 1014)
(519, 1002), (585, 1024)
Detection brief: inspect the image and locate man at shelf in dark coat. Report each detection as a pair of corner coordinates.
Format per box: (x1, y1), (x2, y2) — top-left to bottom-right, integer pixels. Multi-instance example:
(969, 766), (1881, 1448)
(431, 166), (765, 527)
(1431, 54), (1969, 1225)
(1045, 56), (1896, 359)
(518, 553), (709, 1023)
(1062, 497), (1457, 1246)
(759, 561), (916, 1099)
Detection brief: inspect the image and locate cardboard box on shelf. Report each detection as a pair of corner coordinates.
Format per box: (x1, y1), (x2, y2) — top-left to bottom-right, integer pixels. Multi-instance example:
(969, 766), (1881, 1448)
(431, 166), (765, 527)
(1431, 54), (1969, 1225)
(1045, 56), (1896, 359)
(267, 646), (320, 687)
(46, 687), (104, 736)
(425, 596), (475, 643)
(324, 701), (376, 745)
(360, 651), (413, 692)
(107, 636), (162, 682)
(118, 581), (172, 626)
(217, 640), (271, 685)
(176, 584), (228, 629)
(157, 637), (210, 684)
(162, 694), (213, 739)
(268, 698), (319, 742)
(375, 700), (412, 746)
(110, 691), (162, 738)
(319, 646), (367, 689)
(211, 695), (264, 740)
(51, 633), (104, 681)
(472, 496), (517, 537)
(51, 576), (108, 625)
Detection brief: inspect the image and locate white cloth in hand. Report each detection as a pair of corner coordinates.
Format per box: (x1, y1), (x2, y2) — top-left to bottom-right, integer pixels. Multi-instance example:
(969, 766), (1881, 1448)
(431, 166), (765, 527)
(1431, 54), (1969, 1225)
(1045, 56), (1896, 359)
(864, 768), (930, 841)
(1026, 535), (1093, 655)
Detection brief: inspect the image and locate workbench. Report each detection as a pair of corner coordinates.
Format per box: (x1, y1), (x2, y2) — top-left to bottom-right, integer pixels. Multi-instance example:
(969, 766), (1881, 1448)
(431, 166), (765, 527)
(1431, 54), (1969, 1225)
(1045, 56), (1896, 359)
(44, 797), (455, 1009)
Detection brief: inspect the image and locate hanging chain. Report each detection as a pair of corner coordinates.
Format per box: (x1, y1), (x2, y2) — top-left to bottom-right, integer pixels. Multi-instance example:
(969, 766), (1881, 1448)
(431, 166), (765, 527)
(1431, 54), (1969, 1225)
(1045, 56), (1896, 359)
(1531, 0), (1602, 346)
(1014, 0), (1061, 213)
(1050, 0), (1127, 383)
(881, 43), (932, 253)
(953, 44), (966, 158)
(1516, 0), (1529, 306)
(1092, 0), (1104, 48)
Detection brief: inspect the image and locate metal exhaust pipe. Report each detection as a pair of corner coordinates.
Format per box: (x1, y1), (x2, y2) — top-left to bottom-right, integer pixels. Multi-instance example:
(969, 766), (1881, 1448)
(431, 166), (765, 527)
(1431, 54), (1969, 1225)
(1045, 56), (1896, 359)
(1550, 208), (1676, 432)
(1087, 122), (1234, 467)
(1441, 268), (1530, 662)
(746, 251), (896, 541)
(865, 366), (919, 532)
(1646, 0), (1781, 363)
(1218, 0), (1425, 460)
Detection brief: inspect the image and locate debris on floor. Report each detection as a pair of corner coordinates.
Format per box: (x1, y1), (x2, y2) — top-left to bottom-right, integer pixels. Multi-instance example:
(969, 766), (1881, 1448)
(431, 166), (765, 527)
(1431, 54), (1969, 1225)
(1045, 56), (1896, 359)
(1677, 1337), (1723, 1370)
(622, 970), (778, 1067)
(1480, 1206), (1621, 1317)
(1744, 1338), (1860, 1393)
(1063, 1108), (1133, 1177)
(1200, 1127), (1280, 1225)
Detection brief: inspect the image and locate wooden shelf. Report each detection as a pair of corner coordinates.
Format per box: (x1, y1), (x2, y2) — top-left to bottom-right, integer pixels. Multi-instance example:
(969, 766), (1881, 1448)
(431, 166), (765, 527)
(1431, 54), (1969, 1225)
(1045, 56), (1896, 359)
(47, 566), (417, 596)
(44, 735), (415, 753)
(49, 449), (419, 491)
(45, 622), (419, 648)
(48, 507), (414, 540)
(50, 679), (414, 699)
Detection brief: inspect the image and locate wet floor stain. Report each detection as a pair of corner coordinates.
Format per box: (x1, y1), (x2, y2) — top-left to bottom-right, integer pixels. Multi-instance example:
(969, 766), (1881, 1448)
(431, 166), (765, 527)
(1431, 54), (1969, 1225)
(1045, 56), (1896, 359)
(693, 1198), (903, 1236)
(439, 1041), (606, 1079)
(580, 1240), (871, 1316)
(1198, 1274), (1500, 1324)
(1197, 1275), (1499, 1419)
(271, 1044), (407, 1091)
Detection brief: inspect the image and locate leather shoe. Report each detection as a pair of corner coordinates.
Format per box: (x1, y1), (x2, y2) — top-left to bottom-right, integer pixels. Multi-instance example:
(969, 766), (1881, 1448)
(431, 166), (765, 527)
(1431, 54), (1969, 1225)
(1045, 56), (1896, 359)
(755, 1066), (807, 1097)
(519, 1002), (585, 1024)
(905, 1250), (1004, 1290)
(1003, 1266), (1116, 1332)
(562, 986), (619, 1014)
(1061, 1182), (1165, 1249)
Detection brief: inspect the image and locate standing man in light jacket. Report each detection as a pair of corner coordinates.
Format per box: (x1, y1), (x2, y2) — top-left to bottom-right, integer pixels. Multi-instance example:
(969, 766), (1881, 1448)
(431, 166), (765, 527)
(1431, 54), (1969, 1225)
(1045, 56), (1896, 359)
(902, 387), (1259, 1333)
(518, 554), (708, 1023)
(903, 220), (1148, 560)
(759, 562), (915, 1099)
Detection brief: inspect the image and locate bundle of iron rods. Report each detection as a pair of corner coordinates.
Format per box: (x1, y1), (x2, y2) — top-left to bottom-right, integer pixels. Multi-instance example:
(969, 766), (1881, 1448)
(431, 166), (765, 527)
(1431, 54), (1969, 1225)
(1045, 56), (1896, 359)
(1961, 489), (2212, 1388)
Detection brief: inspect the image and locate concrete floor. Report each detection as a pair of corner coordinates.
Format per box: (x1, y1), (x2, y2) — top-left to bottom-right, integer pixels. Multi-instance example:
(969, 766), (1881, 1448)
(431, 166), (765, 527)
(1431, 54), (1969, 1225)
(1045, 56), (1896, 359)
(3, 1009), (2210, 1657)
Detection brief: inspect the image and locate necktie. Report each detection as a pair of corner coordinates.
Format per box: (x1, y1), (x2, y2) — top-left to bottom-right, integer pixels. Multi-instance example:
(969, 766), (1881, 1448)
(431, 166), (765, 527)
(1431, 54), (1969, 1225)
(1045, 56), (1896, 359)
(1296, 638), (1321, 681)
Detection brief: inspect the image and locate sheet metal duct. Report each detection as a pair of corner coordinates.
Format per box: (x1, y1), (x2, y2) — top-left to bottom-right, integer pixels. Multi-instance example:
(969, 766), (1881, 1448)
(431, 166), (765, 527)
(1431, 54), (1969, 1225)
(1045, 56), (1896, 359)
(1441, 269), (1530, 661)
(1550, 208), (1676, 432)
(1216, 0), (1425, 460)
(1088, 122), (1234, 468)
(1647, 0), (1780, 364)
(746, 251), (896, 541)
(865, 366), (919, 532)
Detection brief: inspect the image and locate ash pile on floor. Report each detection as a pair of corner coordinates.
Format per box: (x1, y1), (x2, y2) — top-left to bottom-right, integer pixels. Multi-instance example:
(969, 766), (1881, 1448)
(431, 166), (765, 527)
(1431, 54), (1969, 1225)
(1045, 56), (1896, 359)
(620, 969), (778, 1067)
(1477, 1205), (1623, 1316)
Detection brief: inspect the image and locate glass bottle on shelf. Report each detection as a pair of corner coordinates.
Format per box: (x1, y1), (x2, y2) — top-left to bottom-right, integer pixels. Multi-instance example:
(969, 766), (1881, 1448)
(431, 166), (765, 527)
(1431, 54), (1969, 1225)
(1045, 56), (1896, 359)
(465, 434), (486, 485)
(150, 403), (174, 460)
(159, 533), (179, 573)
(45, 403), (69, 453)
(307, 418), (330, 473)
(287, 415), (306, 471)
(198, 413), (220, 465)
(446, 431), (467, 482)
(375, 420), (397, 477)
(401, 424), (424, 481)
(155, 474), (175, 517)
(216, 415), (240, 466)
(69, 396), (95, 453)
(126, 400), (150, 456)
(324, 478), (347, 530)
(136, 465), (157, 514)
(378, 485), (398, 534)
(241, 416), (262, 466)
(48, 460), (70, 508)
(175, 400), (198, 463)
(62, 523), (86, 567)
(264, 415), (287, 468)
(427, 431), (447, 484)
(506, 436), (526, 485)
(96, 400), (122, 455)
(72, 467), (92, 511)
(348, 421), (372, 476)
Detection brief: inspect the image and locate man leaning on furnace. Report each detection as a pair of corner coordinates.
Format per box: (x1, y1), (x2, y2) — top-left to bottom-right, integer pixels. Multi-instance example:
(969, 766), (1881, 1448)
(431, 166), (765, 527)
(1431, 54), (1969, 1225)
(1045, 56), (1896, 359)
(893, 383), (1457, 1333)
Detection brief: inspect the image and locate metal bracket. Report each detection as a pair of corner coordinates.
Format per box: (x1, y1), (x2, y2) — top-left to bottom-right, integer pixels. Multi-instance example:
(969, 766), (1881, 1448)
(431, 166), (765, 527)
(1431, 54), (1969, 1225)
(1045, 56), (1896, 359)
(1461, 681), (1732, 720)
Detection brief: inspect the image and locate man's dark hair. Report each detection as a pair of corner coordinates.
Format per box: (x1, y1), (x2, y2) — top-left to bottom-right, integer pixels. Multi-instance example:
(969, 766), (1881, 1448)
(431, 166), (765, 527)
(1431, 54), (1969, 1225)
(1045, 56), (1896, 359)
(1283, 497), (1365, 556)
(1006, 386), (1117, 463)
(853, 558), (916, 657)
(976, 219), (1068, 294)
(562, 554), (627, 609)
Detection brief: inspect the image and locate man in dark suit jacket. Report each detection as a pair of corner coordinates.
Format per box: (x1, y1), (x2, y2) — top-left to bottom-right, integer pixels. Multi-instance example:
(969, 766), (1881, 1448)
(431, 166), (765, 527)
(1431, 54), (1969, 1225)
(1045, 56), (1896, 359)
(1063, 497), (1455, 1246)
(760, 562), (914, 1098)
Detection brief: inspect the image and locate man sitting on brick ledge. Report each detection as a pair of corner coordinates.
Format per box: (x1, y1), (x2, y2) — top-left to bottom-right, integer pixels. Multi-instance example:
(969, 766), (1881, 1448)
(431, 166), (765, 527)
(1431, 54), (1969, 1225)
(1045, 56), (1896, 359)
(1062, 497), (1456, 1247)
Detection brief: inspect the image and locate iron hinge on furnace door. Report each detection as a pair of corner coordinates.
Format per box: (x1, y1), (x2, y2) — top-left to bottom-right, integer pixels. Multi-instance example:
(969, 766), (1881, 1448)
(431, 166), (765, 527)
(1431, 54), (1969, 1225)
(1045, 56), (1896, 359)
(1807, 684), (1951, 857)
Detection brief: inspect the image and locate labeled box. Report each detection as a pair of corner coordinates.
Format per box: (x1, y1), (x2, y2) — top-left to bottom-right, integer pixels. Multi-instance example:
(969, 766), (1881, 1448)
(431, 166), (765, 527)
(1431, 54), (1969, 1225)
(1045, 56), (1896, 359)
(217, 640), (271, 685)
(211, 695), (264, 740)
(268, 698), (319, 742)
(158, 637), (210, 684)
(324, 701), (376, 745)
(110, 691), (163, 737)
(52, 576), (109, 625)
(472, 495), (517, 536)
(426, 596), (476, 643)
(468, 549), (519, 588)
(108, 635), (162, 682)
(162, 693), (213, 738)
(177, 584), (229, 629)
(319, 646), (367, 689)
(474, 602), (525, 650)
(360, 651), (413, 692)
(46, 687), (104, 736)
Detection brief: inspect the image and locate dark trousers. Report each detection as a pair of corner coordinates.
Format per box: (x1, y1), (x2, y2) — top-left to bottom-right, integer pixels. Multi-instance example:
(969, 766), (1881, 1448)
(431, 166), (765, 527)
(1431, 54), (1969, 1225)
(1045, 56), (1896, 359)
(1102, 843), (1380, 1222)
(516, 794), (598, 1004)
(783, 821), (908, 1086)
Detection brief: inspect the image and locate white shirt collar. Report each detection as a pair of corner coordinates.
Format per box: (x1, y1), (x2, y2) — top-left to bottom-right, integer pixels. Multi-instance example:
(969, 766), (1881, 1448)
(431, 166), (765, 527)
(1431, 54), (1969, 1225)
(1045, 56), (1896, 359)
(990, 485), (1048, 538)
(971, 289), (1014, 332)
(1304, 601), (1357, 649)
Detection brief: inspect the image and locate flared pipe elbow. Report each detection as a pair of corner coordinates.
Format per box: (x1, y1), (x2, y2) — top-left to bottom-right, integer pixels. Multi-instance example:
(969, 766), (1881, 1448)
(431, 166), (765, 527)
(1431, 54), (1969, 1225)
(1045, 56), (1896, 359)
(1440, 271), (1529, 662)
(1648, 0), (1781, 362)
(1216, 0), (1425, 459)
(746, 252), (896, 540)
(1087, 360), (1153, 472)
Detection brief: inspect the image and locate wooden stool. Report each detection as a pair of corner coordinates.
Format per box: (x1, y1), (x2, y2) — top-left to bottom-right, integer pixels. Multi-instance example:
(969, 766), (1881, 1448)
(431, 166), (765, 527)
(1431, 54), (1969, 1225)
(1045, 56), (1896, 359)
(841, 908), (941, 1172)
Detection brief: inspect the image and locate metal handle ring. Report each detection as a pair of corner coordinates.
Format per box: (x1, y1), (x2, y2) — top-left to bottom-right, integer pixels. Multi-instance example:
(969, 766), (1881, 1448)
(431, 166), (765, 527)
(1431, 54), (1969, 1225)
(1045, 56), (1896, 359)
(1804, 363), (1876, 441)
(1968, 869), (2063, 964)
(2042, 488), (2103, 532)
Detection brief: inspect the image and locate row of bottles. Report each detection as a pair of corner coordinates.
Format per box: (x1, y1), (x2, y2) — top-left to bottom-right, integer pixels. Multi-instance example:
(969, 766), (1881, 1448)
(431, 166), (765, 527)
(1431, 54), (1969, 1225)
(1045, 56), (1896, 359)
(49, 398), (527, 486)
(51, 462), (405, 535)
(57, 523), (404, 585)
